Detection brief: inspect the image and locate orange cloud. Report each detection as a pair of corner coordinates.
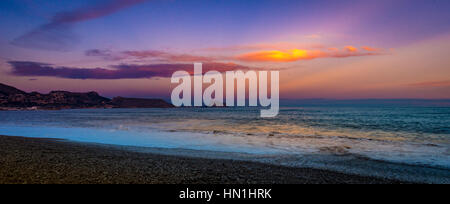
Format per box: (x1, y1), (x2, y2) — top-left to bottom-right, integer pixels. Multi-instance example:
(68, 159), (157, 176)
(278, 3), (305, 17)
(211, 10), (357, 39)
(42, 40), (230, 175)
(361, 46), (379, 52)
(345, 46), (358, 52)
(236, 46), (383, 62)
(236, 49), (327, 62)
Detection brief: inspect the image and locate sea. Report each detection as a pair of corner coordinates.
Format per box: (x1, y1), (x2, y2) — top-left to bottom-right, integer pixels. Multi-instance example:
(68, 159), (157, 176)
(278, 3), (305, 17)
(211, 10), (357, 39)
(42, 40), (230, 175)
(0, 99), (449, 183)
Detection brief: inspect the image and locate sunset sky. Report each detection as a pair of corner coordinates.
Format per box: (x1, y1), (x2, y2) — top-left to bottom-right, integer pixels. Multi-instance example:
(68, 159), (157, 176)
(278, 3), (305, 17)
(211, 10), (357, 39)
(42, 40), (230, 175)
(0, 0), (449, 99)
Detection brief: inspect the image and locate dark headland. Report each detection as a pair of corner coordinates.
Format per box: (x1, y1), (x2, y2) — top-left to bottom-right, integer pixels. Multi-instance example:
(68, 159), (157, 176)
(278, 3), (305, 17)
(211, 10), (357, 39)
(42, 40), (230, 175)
(0, 83), (173, 110)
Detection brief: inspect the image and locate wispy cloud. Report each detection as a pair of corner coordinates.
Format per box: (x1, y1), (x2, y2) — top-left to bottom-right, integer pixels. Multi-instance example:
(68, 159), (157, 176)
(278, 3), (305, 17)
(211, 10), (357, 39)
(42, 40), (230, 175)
(8, 61), (252, 79)
(86, 49), (215, 62)
(86, 44), (382, 64)
(12, 0), (148, 51)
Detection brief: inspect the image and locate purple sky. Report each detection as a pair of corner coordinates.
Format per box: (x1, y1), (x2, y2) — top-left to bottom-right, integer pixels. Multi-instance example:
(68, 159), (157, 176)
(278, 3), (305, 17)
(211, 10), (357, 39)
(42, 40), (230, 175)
(0, 0), (449, 99)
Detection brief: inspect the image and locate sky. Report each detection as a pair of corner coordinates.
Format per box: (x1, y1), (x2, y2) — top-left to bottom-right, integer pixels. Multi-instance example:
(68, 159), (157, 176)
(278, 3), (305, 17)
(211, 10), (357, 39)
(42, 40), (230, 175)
(0, 0), (449, 99)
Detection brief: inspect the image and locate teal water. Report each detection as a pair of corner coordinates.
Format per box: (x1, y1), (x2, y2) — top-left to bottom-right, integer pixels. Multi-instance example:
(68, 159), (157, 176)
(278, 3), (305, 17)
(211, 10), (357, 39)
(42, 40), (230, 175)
(0, 102), (449, 182)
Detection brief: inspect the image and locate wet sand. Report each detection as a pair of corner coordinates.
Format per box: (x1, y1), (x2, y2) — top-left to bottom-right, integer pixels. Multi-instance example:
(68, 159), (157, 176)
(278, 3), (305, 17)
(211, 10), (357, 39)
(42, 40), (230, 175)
(0, 135), (410, 184)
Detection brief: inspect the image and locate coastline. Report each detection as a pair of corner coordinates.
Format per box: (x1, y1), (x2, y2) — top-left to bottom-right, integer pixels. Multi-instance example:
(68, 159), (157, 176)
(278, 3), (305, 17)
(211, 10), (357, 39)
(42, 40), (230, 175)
(0, 135), (410, 184)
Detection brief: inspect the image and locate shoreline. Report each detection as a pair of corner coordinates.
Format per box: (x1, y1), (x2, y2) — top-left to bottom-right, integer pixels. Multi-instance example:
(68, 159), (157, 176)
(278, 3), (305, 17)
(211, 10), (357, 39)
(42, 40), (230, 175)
(0, 135), (411, 184)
